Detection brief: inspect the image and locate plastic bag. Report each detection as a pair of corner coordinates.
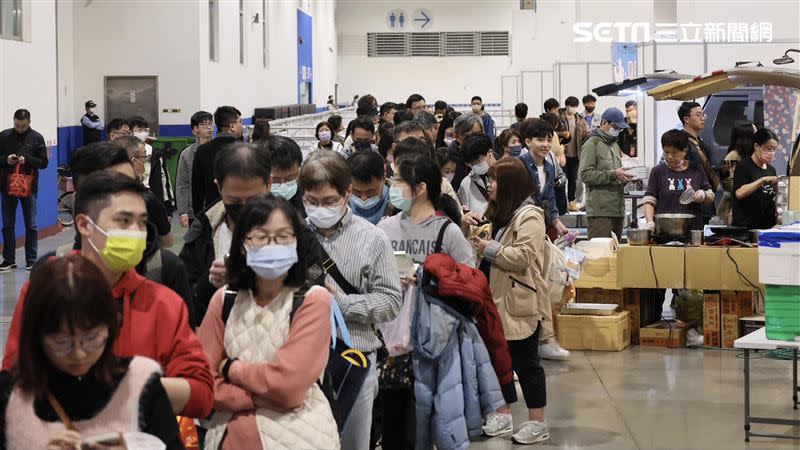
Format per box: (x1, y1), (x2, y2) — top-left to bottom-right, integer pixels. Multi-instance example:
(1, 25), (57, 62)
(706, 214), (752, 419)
(378, 282), (416, 356)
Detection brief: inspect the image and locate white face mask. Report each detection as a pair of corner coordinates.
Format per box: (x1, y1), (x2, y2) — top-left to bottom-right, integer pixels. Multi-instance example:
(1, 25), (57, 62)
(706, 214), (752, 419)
(444, 137), (455, 146)
(470, 160), (489, 176)
(133, 131), (148, 142)
(607, 128), (621, 138)
(567, 106), (577, 114)
(305, 200), (345, 229)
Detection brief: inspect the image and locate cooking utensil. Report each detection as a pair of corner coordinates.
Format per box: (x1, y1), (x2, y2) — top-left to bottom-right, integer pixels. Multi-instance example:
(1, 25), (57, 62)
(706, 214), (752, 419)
(691, 230), (703, 246)
(679, 188), (695, 205)
(654, 213), (695, 240)
(627, 228), (651, 246)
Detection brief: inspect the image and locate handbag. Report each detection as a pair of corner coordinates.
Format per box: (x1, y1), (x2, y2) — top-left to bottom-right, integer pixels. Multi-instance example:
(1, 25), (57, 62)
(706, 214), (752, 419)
(8, 164), (32, 198)
(378, 283), (416, 357)
(324, 296), (371, 431)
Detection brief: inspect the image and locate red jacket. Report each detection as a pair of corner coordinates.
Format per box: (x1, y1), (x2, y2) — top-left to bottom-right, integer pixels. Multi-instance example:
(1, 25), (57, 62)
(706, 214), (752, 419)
(2, 253), (214, 418)
(423, 253), (513, 387)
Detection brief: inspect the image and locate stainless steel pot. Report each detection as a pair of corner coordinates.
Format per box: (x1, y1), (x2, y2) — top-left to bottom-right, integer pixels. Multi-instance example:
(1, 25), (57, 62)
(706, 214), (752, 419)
(627, 228), (651, 245)
(654, 213), (695, 240)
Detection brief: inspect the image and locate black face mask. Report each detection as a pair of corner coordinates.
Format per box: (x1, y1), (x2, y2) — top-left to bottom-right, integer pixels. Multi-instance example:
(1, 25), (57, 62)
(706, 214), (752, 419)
(354, 141), (372, 152)
(585, 106), (596, 113)
(224, 203), (243, 223)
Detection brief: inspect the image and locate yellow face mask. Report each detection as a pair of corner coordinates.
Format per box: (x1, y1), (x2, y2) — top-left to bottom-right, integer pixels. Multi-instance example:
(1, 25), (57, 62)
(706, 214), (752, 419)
(86, 219), (147, 273)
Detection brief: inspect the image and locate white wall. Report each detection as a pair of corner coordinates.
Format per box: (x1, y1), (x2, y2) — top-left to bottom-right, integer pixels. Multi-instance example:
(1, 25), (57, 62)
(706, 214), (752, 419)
(0, 1), (57, 144)
(199, 0), (338, 118)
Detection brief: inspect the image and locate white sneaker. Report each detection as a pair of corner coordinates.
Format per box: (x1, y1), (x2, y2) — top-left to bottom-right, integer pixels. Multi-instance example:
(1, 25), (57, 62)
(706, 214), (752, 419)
(512, 420), (549, 445)
(539, 338), (571, 361)
(482, 412), (513, 437)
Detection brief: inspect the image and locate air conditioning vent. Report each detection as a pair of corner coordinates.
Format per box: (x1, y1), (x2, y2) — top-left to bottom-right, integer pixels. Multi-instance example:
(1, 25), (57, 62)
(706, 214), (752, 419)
(366, 31), (509, 57)
(479, 31), (511, 56)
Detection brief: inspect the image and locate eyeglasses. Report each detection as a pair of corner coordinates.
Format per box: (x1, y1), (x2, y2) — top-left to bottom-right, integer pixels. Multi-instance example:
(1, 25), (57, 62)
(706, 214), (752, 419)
(245, 232), (296, 247)
(43, 333), (108, 357)
(304, 197), (344, 208)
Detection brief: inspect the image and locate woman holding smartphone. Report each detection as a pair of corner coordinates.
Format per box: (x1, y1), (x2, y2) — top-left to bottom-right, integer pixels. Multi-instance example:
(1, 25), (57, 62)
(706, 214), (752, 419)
(0, 255), (181, 450)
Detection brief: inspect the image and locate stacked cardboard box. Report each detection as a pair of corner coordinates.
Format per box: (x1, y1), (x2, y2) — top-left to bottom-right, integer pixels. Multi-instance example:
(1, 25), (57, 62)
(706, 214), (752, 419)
(575, 288), (661, 344)
(703, 292), (722, 348)
(640, 321), (688, 347)
(722, 291), (755, 348)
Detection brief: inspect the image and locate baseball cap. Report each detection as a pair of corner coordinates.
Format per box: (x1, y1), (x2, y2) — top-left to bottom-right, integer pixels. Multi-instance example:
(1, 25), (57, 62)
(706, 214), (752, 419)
(601, 107), (630, 129)
(85, 100), (97, 108)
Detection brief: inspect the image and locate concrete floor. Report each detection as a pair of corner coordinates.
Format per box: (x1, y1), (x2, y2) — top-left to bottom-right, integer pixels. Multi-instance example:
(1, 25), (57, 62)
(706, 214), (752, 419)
(3, 224), (800, 449)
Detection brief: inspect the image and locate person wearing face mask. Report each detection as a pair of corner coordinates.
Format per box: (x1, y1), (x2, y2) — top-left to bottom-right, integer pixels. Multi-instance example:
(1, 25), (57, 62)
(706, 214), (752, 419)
(394, 138), (463, 219)
(81, 100), (103, 144)
(448, 113), (484, 191)
(434, 110), (460, 149)
(104, 136), (175, 249)
(192, 106), (245, 213)
(3, 172), (215, 420)
(582, 95), (597, 131)
(198, 195), (340, 450)
(733, 128), (780, 230)
(128, 116), (155, 186)
(643, 130), (713, 232)
(436, 147), (460, 186)
(579, 108), (632, 239)
(617, 100), (638, 157)
(181, 143), (273, 325)
(260, 135), (307, 218)
(495, 129), (525, 159)
(471, 96), (496, 140)
(348, 151), (391, 225)
(558, 97), (589, 207)
(458, 133), (496, 218)
(298, 151), (402, 450)
(312, 121), (344, 156)
(341, 116), (377, 159)
(0, 255), (183, 450)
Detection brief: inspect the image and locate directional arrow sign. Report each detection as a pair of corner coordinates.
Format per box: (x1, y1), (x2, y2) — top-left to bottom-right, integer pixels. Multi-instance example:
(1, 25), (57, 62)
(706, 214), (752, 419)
(412, 8), (432, 30)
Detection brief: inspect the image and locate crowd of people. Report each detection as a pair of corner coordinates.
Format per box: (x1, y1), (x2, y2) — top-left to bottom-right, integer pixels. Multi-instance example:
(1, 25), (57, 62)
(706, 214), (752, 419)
(0, 89), (784, 450)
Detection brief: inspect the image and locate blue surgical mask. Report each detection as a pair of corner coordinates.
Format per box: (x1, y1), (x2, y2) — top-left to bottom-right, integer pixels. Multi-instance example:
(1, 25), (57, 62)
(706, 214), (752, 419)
(245, 244), (298, 280)
(508, 145), (523, 157)
(389, 186), (412, 211)
(271, 180), (298, 200)
(351, 194), (381, 210)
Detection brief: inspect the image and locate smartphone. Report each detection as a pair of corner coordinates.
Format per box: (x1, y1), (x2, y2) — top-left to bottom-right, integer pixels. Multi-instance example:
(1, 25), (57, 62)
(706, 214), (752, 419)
(394, 251), (416, 278)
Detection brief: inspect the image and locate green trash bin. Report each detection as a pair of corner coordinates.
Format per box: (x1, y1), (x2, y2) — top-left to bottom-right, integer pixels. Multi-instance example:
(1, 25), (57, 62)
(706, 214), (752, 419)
(151, 137), (196, 197)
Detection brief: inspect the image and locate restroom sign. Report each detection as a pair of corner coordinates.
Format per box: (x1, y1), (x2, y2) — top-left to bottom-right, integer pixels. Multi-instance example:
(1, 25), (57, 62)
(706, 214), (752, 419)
(386, 9), (407, 29)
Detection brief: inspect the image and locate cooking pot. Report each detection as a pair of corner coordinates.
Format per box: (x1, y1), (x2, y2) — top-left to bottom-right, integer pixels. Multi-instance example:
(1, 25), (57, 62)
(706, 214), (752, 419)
(627, 228), (651, 245)
(654, 213), (694, 240)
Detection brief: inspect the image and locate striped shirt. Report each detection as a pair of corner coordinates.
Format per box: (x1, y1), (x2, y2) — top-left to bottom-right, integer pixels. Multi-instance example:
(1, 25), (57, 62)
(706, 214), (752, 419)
(309, 209), (403, 352)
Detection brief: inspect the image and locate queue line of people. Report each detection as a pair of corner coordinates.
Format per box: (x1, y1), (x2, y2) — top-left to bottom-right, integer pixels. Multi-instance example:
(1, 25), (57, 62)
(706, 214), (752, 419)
(0, 91), (785, 450)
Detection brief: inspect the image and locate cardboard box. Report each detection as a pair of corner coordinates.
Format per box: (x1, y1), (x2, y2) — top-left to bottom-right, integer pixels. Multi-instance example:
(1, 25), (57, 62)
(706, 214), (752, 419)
(617, 245), (685, 289)
(577, 288), (663, 344)
(574, 256), (620, 290)
(703, 291), (721, 348)
(721, 248), (759, 291)
(685, 247), (725, 290)
(556, 310), (630, 351)
(576, 288), (624, 305)
(721, 291), (755, 348)
(789, 176), (800, 211)
(639, 321), (688, 347)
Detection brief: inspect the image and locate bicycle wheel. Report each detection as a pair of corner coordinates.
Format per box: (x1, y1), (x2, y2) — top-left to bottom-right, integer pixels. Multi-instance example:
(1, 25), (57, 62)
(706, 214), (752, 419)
(58, 191), (75, 226)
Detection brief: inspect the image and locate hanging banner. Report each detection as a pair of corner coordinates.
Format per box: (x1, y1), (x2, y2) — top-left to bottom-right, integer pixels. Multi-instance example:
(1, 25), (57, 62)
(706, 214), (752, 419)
(611, 43), (637, 83)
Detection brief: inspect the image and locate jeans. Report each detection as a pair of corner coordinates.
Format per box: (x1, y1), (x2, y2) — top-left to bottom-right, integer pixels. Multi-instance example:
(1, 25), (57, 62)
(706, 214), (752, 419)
(341, 352), (378, 450)
(1, 193), (37, 264)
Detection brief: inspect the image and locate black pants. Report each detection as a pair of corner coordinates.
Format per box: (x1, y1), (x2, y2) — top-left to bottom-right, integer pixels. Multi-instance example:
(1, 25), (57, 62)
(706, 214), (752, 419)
(380, 388), (415, 450)
(565, 156), (580, 202)
(507, 323), (547, 409)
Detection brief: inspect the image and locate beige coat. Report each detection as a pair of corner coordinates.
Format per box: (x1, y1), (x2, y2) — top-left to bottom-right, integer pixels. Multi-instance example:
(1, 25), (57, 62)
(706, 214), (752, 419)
(486, 204), (550, 341)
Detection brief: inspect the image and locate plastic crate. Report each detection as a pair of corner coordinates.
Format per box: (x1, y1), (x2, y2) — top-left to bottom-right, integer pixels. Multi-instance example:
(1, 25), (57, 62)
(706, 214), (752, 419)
(765, 285), (800, 340)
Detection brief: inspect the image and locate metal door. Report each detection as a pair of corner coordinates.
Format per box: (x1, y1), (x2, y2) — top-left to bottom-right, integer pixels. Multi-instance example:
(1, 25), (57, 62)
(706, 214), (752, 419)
(105, 76), (159, 132)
